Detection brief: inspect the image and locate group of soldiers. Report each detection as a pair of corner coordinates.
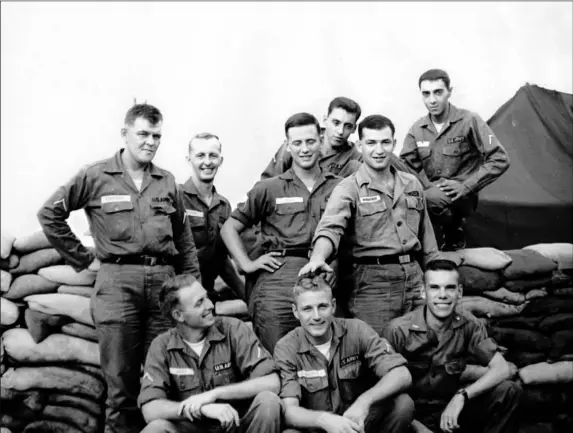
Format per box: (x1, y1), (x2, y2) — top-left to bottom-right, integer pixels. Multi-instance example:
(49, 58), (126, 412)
(37, 69), (518, 433)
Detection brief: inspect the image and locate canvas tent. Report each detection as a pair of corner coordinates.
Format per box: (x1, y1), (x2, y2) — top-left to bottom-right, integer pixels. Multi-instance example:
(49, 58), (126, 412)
(466, 83), (573, 249)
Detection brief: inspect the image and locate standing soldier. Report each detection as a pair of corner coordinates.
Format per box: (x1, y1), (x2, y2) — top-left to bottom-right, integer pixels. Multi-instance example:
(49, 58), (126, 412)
(181, 132), (245, 303)
(37, 104), (201, 433)
(221, 112), (342, 352)
(400, 69), (510, 250)
(299, 115), (440, 335)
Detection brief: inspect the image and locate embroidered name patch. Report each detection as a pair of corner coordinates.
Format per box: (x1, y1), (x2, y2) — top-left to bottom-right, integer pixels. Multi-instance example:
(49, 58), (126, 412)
(169, 367), (194, 376)
(214, 362), (232, 372)
(340, 355), (360, 367)
(185, 209), (203, 218)
(360, 195), (381, 204)
(297, 369), (326, 378)
(101, 195), (131, 204)
(406, 191), (420, 197)
(276, 197), (304, 205)
(416, 141), (430, 148)
(447, 136), (466, 144)
(152, 197), (171, 203)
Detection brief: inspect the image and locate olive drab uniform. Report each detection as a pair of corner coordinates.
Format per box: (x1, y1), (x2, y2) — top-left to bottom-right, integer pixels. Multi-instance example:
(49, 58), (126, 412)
(312, 164), (440, 335)
(384, 307), (522, 433)
(38, 149), (201, 433)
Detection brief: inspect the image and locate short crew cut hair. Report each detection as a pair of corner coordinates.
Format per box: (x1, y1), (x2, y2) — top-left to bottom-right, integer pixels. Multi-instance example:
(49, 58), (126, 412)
(293, 273), (332, 300)
(188, 132), (222, 153)
(358, 115), (396, 139)
(159, 274), (198, 322)
(418, 69), (451, 90)
(426, 259), (459, 273)
(327, 97), (362, 122)
(284, 112), (321, 138)
(124, 103), (163, 126)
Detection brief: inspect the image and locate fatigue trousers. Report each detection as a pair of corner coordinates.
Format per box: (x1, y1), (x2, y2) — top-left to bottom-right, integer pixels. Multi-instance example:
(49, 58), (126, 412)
(140, 391), (282, 433)
(283, 393), (414, 433)
(349, 261), (424, 336)
(415, 380), (522, 433)
(91, 263), (175, 433)
(250, 257), (307, 353)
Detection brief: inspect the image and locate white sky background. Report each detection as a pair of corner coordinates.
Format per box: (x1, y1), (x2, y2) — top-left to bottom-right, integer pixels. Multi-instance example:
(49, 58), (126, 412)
(2, 2), (572, 239)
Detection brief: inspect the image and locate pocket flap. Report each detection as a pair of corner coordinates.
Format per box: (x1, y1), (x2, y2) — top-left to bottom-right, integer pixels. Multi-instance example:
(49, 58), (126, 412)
(406, 197), (424, 211)
(443, 142), (470, 156)
(151, 202), (176, 214)
(359, 200), (387, 216)
(299, 376), (329, 393)
(102, 201), (134, 214)
(444, 359), (467, 375)
(275, 202), (306, 215)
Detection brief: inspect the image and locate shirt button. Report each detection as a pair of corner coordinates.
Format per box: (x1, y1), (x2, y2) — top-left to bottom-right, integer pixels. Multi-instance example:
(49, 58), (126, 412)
(402, 240), (407, 245)
(397, 221), (403, 227)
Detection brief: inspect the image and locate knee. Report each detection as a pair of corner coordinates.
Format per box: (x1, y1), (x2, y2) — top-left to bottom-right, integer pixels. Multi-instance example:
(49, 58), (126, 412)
(252, 391), (282, 416)
(141, 419), (173, 433)
(494, 380), (523, 405)
(393, 393), (415, 421)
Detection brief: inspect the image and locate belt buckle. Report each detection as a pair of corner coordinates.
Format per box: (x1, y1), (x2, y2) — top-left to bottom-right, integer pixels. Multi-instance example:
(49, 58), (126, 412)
(144, 256), (157, 266)
(399, 254), (411, 264)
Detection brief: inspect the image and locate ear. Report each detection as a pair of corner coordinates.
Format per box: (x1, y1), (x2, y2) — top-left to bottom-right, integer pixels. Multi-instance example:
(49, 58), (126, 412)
(356, 139), (363, 153)
(121, 127), (128, 140)
(219, 156), (224, 166)
(172, 308), (183, 323)
(286, 142), (292, 154)
(323, 114), (328, 124)
(331, 297), (337, 311)
(292, 304), (299, 320)
(457, 284), (463, 298)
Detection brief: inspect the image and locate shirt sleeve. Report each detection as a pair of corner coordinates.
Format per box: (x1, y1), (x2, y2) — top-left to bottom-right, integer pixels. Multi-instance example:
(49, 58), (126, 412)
(260, 140), (292, 180)
(312, 179), (355, 256)
(462, 114), (510, 193)
(381, 321), (407, 355)
(467, 319), (499, 366)
(273, 337), (302, 400)
(37, 167), (96, 272)
(416, 185), (441, 267)
(337, 159), (362, 178)
(172, 186), (202, 280)
(400, 126), (424, 174)
(138, 336), (172, 407)
(358, 320), (408, 378)
(229, 182), (269, 228)
(230, 320), (276, 379)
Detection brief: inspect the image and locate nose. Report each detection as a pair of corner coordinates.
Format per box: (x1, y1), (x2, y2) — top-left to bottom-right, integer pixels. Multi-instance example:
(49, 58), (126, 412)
(145, 135), (156, 146)
(438, 287), (447, 298)
(205, 297), (215, 310)
(311, 308), (321, 320)
(429, 94), (437, 104)
(374, 143), (385, 154)
(300, 142), (310, 153)
(335, 124), (344, 135)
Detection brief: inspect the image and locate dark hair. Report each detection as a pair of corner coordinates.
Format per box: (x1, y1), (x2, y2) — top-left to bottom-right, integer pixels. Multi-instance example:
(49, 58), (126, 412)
(284, 112), (321, 138)
(159, 274), (198, 322)
(426, 259), (459, 272)
(327, 97), (361, 122)
(418, 69), (451, 90)
(188, 132), (222, 153)
(293, 273), (332, 299)
(358, 115), (396, 139)
(124, 103), (163, 126)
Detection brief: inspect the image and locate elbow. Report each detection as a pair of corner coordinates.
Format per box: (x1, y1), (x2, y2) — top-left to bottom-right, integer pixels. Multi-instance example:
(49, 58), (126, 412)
(268, 373), (281, 394)
(401, 367), (413, 389)
(141, 403), (160, 424)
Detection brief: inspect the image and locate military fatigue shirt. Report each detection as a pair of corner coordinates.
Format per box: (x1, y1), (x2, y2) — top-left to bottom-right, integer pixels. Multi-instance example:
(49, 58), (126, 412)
(274, 318), (407, 414)
(400, 104), (510, 194)
(383, 307), (499, 400)
(312, 165), (439, 264)
(139, 317), (276, 407)
(37, 150), (200, 276)
(231, 168), (342, 251)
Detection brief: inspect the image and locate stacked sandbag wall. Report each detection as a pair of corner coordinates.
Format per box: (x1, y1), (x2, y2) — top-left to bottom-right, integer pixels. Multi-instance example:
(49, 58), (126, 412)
(457, 245), (573, 433)
(1, 231), (104, 433)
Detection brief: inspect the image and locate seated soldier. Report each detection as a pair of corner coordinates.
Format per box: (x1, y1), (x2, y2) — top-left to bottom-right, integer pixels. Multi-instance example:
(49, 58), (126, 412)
(138, 274), (281, 433)
(274, 274), (414, 433)
(383, 259), (521, 433)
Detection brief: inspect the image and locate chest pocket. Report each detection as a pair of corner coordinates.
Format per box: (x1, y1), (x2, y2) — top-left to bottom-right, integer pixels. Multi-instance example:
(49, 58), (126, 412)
(338, 363), (365, 403)
(173, 373), (202, 400)
(441, 141), (471, 177)
(405, 197), (424, 235)
(149, 202), (176, 242)
(274, 202), (306, 215)
(432, 358), (467, 397)
(299, 375), (330, 409)
(355, 199), (387, 243)
(102, 201), (134, 241)
(212, 368), (237, 388)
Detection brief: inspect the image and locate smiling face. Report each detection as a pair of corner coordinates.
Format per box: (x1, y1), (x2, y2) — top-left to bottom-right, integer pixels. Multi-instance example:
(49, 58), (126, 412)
(172, 281), (215, 330)
(293, 288), (336, 345)
(121, 117), (162, 167)
(286, 124), (322, 170)
(187, 136), (223, 183)
(358, 126), (395, 172)
(424, 269), (462, 322)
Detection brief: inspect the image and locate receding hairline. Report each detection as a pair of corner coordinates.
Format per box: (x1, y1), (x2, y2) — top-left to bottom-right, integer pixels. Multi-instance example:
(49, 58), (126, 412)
(188, 133), (223, 153)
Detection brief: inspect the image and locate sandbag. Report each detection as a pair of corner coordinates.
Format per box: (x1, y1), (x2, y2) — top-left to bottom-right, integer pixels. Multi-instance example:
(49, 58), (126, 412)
(502, 249), (557, 280)
(0, 298), (19, 325)
(57, 285), (95, 298)
(215, 299), (249, 318)
(10, 249), (63, 276)
(549, 330), (573, 359)
(488, 327), (550, 353)
(458, 247), (512, 271)
(520, 385), (572, 414)
(481, 287), (525, 305)
(459, 296), (527, 318)
(4, 274), (59, 300)
(61, 322), (98, 342)
(458, 266), (502, 293)
(0, 234), (15, 259)
(504, 274), (552, 292)
(437, 251), (464, 267)
(504, 351), (547, 368)
(1, 427), (14, 433)
(25, 293), (93, 326)
(0, 255), (19, 271)
(524, 287), (548, 300)
(46, 393), (102, 417)
(13, 231), (51, 254)
(518, 361), (573, 385)
(0, 270), (12, 293)
(524, 243), (573, 270)
(489, 315), (544, 331)
(25, 309), (71, 343)
(1, 366), (105, 400)
(552, 287), (573, 297)
(38, 266), (96, 286)
(0, 388), (45, 410)
(23, 421), (84, 433)
(3, 328), (100, 366)
(518, 422), (557, 433)
(523, 297), (573, 316)
(539, 314), (573, 334)
(72, 364), (104, 381)
(43, 404), (99, 433)
(550, 270), (573, 288)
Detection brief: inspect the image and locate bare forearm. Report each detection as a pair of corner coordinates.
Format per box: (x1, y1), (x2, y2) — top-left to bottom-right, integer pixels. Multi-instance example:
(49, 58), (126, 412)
(221, 221), (251, 271)
(464, 363), (509, 399)
(309, 237), (335, 262)
(214, 374), (279, 401)
(141, 399), (185, 423)
(284, 405), (330, 429)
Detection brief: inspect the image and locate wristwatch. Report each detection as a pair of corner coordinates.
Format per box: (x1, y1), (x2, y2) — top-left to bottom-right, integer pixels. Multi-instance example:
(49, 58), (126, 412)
(455, 388), (469, 401)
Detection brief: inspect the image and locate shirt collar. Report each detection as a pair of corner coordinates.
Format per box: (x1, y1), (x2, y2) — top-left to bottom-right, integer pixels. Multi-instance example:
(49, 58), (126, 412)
(166, 322), (225, 352)
(278, 167), (337, 182)
(409, 306), (468, 332)
(103, 149), (163, 177)
(182, 177), (222, 203)
(297, 318), (347, 354)
(420, 103), (464, 128)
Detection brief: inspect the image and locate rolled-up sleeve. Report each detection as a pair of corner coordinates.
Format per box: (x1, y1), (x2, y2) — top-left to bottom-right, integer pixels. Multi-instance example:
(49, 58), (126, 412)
(273, 338), (302, 400)
(229, 182), (269, 228)
(312, 179), (355, 255)
(467, 320), (499, 366)
(138, 337), (171, 407)
(359, 321), (408, 378)
(400, 126), (424, 173)
(231, 320), (276, 379)
(260, 140), (291, 180)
